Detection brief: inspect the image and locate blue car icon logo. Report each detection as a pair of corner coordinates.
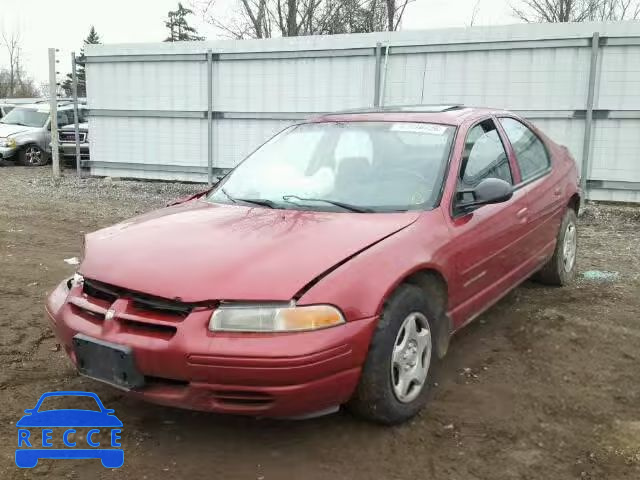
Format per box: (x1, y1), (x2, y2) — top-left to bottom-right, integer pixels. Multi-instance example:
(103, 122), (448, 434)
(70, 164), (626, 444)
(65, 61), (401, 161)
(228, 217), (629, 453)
(16, 391), (123, 468)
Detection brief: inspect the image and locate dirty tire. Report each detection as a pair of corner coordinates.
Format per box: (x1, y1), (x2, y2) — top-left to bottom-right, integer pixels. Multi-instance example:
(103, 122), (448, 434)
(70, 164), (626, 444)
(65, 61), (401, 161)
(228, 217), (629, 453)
(19, 144), (48, 167)
(534, 208), (578, 286)
(347, 284), (441, 425)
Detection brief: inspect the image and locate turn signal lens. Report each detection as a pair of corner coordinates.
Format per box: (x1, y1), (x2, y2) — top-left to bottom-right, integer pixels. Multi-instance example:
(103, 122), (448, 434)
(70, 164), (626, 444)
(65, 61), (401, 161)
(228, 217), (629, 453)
(209, 304), (345, 332)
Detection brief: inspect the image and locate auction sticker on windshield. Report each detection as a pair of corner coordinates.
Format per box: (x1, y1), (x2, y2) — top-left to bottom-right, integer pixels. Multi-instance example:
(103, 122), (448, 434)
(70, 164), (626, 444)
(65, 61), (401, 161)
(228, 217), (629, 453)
(390, 123), (449, 135)
(15, 391), (124, 469)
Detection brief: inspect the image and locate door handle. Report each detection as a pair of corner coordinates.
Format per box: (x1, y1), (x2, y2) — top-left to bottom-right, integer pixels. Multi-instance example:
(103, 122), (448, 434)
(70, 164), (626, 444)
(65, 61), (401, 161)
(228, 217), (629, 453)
(516, 207), (528, 219)
(554, 188), (562, 196)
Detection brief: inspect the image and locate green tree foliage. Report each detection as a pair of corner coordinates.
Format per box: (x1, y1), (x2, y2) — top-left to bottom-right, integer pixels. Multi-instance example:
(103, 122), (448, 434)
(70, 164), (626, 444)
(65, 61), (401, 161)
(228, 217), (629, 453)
(62, 26), (101, 98)
(164, 3), (205, 42)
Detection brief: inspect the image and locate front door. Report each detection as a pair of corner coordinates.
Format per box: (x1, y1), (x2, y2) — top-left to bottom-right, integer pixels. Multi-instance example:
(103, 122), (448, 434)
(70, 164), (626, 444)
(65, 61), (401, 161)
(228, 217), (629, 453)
(445, 118), (530, 328)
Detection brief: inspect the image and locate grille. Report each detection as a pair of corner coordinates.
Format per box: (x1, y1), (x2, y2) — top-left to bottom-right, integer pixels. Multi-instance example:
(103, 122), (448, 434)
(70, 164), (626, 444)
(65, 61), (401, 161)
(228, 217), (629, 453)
(211, 390), (274, 407)
(82, 279), (193, 318)
(120, 318), (177, 340)
(59, 131), (87, 143)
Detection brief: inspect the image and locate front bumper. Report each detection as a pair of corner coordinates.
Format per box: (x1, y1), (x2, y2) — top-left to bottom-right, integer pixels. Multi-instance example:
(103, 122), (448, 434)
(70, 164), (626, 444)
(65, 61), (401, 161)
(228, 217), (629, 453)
(0, 145), (17, 159)
(46, 280), (377, 418)
(59, 143), (89, 158)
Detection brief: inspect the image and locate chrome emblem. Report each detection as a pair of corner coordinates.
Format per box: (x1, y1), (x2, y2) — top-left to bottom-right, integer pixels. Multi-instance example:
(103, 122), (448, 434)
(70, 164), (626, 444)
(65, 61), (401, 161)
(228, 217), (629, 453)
(105, 309), (116, 321)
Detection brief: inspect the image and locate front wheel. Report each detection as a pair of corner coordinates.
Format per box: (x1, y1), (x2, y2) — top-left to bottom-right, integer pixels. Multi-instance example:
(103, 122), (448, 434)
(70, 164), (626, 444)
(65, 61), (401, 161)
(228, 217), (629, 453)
(347, 284), (440, 424)
(19, 145), (49, 167)
(534, 208), (578, 286)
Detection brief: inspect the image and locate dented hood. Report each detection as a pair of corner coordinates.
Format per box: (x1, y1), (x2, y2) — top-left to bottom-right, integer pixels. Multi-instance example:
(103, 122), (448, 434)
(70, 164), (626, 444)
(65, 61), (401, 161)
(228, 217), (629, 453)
(80, 200), (419, 302)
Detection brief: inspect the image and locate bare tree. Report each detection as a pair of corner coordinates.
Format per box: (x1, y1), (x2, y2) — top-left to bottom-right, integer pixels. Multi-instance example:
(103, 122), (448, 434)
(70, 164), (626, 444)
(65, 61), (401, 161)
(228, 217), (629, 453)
(592, 0), (640, 19)
(192, 0), (413, 39)
(1, 27), (21, 97)
(512, 0), (640, 22)
(469, 0), (481, 26)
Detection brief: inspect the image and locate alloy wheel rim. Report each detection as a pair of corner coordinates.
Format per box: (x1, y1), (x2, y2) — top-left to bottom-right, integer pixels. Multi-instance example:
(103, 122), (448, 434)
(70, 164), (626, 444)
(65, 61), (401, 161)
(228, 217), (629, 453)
(391, 312), (432, 403)
(26, 146), (42, 165)
(563, 222), (577, 272)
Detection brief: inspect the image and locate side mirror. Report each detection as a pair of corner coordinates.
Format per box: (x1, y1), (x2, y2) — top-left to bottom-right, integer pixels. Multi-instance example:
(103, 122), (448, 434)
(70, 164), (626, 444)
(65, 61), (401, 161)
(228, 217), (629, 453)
(456, 178), (513, 213)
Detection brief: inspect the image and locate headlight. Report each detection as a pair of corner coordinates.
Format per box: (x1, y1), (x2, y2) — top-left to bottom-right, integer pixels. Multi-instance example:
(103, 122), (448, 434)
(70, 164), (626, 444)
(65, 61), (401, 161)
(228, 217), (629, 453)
(0, 137), (16, 148)
(209, 303), (345, 332)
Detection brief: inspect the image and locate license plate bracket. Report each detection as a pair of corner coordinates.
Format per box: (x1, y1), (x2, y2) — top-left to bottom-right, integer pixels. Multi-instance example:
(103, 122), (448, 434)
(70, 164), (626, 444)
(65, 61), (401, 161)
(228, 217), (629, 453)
(73, 334), (145, 390)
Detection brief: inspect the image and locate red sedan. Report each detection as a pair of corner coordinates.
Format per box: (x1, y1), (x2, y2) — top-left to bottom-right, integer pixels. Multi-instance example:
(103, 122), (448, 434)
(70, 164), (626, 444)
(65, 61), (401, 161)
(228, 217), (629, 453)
(47, 106), (580, 424)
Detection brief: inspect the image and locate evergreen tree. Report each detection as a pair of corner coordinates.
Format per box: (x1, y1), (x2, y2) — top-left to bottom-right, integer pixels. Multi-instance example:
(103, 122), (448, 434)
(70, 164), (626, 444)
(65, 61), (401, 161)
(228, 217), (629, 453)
(62, 26), (101, 97)
(164, 3), (204, 42)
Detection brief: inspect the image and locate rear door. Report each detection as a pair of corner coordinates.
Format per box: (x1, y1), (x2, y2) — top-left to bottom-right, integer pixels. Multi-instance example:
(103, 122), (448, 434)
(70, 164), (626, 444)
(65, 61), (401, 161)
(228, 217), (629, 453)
(497, 117), (565, 262)
(445, 118), (530, 327)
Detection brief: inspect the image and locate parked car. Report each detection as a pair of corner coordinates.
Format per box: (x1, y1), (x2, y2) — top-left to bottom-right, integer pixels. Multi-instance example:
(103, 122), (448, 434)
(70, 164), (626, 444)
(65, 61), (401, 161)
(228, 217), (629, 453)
(58, 122), (90, 166)
(46, 105), (580, 424)
(0, 103), (14, 119)
(0, 102), (87, 166)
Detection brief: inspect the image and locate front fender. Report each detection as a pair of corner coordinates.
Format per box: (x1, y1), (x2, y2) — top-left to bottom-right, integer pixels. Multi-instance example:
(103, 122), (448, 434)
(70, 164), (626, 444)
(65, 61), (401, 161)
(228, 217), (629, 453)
(14, 133), (47, 152)
(296, 210), (454, 322)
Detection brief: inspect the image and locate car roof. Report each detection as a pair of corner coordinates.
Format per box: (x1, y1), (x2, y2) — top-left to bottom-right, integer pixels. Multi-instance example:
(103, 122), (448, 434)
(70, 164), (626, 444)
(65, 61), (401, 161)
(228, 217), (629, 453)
(13, 102), (84, 112)
(308, 105), (510, 126)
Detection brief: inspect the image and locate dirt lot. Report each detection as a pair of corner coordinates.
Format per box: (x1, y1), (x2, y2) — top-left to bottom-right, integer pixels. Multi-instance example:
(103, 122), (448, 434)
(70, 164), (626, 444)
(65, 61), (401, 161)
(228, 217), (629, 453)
(1, 166), (639, 479)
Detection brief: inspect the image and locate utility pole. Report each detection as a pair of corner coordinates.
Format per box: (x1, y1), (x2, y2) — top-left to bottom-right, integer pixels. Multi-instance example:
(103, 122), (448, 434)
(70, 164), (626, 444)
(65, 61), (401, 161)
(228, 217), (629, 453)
(48, 48), (60, 178)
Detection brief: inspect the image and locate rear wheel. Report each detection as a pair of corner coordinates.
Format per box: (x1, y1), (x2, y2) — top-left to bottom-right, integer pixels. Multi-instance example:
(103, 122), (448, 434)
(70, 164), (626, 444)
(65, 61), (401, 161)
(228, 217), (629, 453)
(19, 144), (48, 167)
(534, 208), (578, 286)
(347, 284), (441, 424)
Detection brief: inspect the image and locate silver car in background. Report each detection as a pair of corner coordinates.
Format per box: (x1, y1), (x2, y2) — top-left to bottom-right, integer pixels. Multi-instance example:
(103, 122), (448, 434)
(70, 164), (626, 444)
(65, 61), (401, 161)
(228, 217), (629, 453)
(0, 102), (87, 166)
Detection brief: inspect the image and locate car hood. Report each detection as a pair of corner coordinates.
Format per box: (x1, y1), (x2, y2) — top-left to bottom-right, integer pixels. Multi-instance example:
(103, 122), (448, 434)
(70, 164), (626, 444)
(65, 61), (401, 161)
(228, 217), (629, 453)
(0, 123), (37, 137)
(61, 122), (88, 131)
(80, 201), (420, 302)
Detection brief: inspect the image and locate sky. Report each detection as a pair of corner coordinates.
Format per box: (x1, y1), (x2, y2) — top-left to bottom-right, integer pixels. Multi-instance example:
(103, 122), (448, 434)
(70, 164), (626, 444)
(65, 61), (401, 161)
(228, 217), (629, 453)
(0, 0), (518, 88)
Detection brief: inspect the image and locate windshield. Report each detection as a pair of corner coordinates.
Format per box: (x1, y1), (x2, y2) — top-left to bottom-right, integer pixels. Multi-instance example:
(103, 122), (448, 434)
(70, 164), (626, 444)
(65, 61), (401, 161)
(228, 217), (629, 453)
(0, 107), (48, 127)
(208, 121), (455, 212)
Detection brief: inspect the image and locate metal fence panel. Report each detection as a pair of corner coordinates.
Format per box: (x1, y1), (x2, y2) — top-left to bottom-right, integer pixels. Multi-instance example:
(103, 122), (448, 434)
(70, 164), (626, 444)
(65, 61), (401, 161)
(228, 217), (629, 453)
(87, 61), (208, 111)
(212, 56), (375, 112)
(84, 22), (640, 201)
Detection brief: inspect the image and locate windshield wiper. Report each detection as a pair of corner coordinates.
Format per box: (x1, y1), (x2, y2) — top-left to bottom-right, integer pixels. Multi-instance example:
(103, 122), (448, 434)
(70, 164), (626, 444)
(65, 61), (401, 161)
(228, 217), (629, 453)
(219, 188), (237, 203)
(218, 188), (276, 208)
(282, 195), (374, 213)
(236, 198), (277, 208)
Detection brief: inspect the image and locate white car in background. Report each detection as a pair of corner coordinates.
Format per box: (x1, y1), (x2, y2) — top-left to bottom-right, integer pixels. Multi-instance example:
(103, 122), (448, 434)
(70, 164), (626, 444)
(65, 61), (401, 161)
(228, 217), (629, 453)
(0, 102), (87, 166)
(0, 104), (14, 120)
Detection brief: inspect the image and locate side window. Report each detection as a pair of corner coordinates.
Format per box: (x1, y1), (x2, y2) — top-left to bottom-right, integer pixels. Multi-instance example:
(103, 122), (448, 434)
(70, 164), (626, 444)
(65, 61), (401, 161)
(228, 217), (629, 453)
(459, 119), (512, 190)
(499, 117), (550, 182)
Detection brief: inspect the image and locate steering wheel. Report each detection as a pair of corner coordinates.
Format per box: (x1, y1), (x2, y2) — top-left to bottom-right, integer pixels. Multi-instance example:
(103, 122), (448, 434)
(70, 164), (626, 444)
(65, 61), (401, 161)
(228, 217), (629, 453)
(386, 167), (429, 184)
(385, 167), (433, 205)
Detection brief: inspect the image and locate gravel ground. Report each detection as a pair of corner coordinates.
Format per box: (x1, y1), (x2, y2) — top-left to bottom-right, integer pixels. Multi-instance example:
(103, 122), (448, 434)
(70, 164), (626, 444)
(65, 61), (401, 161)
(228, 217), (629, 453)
(1, 166), (639, 479)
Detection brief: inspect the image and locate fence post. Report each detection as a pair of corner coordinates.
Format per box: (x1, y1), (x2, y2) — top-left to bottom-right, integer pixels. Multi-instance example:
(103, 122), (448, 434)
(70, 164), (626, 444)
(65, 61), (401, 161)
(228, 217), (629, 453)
(379, 45), (390, 107)
(580, 32), (600, 197)
(71, 51), (82, 178)
(374, 43), (382, 107)
(207, 49), (213, 187)
(48, 48), (60, 178)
